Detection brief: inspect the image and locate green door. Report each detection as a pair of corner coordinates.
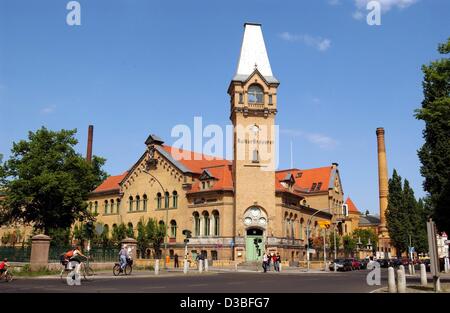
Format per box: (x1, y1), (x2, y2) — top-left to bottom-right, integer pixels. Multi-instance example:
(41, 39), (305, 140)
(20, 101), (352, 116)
(246, 235), (264, 261)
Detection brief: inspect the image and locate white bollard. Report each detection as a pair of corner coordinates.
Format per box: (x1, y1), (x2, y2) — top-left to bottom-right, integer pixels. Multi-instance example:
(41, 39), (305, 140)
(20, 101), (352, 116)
(399, 264), (405, 276)
(154, 259), (159, 275)
(204, 259), (209, 272)
(388, 267), (397, 293)
(183, 260), (189, 274)
(279, 262), (282, 272)
(420, 264), (427, 287)
(408, 264), (413, 275)
(235, 262), (238, 272)
(397, 269), (406, 293)
(445, 257), (449, 273)
(198, 259), (203, 273)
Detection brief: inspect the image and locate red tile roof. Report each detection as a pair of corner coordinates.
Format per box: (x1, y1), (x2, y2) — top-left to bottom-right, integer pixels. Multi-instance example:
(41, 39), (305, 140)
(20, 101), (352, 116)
(187, 164), (234, 193)
(275, 166), (333, 193)
(161, 145), (231, 174)
(92, 172), (128, 193)
(345, 197), (360, 213)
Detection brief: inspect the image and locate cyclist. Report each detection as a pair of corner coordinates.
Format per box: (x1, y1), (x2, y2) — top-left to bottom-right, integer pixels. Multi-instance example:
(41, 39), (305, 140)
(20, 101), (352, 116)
(0, 258), (10, 276)
(69, 246), (88, 275)
(119, 244), (128, 272)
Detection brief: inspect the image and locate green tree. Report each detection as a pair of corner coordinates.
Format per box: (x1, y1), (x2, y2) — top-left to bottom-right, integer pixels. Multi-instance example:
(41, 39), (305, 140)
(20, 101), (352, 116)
(112, 223), (127, 247)
(411, 198), (430, 254)
(386, 169), (408, 255)
(352, 228), (378, 252)
(136, 219), (149, 258)
(126, 223), (135, 239)
(0, 127), (108, 233)
(415, 38), (450, 233)
(328, 231), (341, 254)
(342, 235), (356, 257)
(146, 218), (166, 259)
(48, 228), (71, 248)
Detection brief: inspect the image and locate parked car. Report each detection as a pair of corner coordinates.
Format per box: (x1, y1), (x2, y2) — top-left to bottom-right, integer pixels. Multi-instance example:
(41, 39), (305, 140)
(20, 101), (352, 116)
(377, 258), (390, 268)
(329, 259), (352, 271)
(345, 258), (361, 270)
(389, 258), (402, 267)
(359, 259), (369, 269)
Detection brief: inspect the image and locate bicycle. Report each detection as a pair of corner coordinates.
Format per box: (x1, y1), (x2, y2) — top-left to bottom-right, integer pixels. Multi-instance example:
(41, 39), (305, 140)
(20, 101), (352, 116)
(0, 266), (13, 283)
(113, 257), (133, 276)
(60, 255), (94, 282)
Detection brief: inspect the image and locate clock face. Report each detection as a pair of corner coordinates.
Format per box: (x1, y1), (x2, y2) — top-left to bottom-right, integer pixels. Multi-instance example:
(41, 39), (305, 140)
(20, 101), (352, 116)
(259, 217), (267, 225)
(251, 208), (260, 217)
(251, 125), (260, 134)
(244, 217), (252, 225)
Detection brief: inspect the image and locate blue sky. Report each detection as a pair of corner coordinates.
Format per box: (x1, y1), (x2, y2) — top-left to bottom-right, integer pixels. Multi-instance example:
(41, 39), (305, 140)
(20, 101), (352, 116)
(0, 0), (449, 214)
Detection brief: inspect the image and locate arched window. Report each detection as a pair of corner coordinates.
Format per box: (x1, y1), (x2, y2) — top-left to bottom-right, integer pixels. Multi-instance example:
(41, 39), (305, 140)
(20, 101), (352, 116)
(128, 196), (133, 212)
(136, 195), (141, 211)
(143, 194), (148, 211)
(252, 149), (259, 163)
(170, 220), (177, 238)
(94, 201), (98, 214)
(156, 192), (162, 209)
(89, 202), (93, 213)
(248, 84), (264, 103)
(203, 211), (210, 236)
(103, 224), (109, 237)
(193, 212), (200, 237)
(164, 191), (170, 208)
(172, 191), (178, 208)
(104, 200), (109, 214)
(127, 222), (134, 238)
(212, 211), (220, 236)
(110, 199), (114, 214)
(116, 198), (121, 214)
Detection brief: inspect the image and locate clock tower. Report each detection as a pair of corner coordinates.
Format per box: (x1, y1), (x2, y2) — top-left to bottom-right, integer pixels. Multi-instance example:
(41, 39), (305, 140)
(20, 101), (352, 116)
(228, 23), (279, 260)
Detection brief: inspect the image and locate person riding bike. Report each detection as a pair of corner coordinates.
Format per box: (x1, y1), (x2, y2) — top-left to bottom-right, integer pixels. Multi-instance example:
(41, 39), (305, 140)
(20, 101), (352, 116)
(119, 244), (128, 272)
(69, 246), (88, 275)
(0, 258), (10, 276)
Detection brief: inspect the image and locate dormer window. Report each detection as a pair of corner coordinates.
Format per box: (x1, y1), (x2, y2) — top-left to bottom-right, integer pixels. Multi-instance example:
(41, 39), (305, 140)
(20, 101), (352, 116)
(248, 84), (264, 103)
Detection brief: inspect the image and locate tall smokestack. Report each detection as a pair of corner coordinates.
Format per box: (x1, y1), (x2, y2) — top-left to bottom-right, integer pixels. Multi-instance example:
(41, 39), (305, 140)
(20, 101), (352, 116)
(376, 127), (389, 233)
(86, 125), (94, 163)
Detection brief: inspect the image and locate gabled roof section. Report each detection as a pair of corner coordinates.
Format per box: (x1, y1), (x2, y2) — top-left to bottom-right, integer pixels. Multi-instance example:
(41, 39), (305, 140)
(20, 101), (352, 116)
(359, 215), (380, 226)
(233, 23), (278, 84)
(145, 134), (164, 146)
(276, 166), (333, 193)
(92, 172), (128, 194)
(345, 197), (360, 214)
(199, 169), (216, 181)
(187, 164), (234, 194)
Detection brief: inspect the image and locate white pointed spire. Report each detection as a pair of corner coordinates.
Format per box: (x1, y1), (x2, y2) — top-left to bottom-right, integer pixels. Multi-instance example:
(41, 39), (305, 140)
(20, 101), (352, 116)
(233, 23), (278, 83)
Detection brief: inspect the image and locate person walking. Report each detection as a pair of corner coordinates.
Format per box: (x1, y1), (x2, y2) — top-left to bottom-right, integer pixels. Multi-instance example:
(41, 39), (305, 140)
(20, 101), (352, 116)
(262, 253), (268, 273)
(266, 252), (272, 271)
(272, 253), (278, 272)
(174, 253), (179, 268)
(276, 252), (281, 272)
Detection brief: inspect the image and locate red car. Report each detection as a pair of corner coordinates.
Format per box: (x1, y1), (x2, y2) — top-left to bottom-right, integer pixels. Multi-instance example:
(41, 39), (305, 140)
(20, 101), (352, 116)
(345, 258), (361, 270)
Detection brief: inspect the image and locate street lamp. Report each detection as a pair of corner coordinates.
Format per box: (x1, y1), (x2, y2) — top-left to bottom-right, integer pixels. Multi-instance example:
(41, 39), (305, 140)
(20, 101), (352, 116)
(305, 207), (332, 271)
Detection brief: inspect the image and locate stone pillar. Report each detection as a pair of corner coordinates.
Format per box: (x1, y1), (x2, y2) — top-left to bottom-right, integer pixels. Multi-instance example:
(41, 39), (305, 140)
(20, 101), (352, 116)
(420, 264), (427, 286)
(121, 237), (137, 260)
(154, 259), (160, 275)
(183, 259), (189, 274)
(30, 234), (51, 271)
(388, 267), (396, 293)
(397, 269), (406, 293)
(376, 127), (389, 233)
(198, 259), (203, 273)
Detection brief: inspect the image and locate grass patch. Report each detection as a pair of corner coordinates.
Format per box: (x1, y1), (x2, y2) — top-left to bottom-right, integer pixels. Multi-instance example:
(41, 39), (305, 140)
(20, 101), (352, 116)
(11, 264), (60, 277)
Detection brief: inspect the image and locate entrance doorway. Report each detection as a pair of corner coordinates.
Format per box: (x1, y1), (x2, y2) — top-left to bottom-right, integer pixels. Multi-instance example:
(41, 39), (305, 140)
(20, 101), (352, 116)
(245, 228), (264, 261)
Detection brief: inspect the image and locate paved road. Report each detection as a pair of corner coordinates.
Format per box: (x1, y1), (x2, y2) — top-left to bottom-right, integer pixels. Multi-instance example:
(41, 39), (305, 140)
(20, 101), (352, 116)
(4, 268), (446, 293)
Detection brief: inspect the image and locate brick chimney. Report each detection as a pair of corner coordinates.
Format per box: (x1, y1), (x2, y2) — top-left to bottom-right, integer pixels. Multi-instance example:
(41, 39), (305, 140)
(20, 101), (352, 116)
(86, 125), (94, 163)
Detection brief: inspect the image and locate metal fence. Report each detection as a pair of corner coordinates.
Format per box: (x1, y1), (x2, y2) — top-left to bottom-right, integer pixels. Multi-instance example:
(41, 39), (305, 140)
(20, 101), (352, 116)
(0, 246), (31, 262)
(48, 246), (119, 263)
